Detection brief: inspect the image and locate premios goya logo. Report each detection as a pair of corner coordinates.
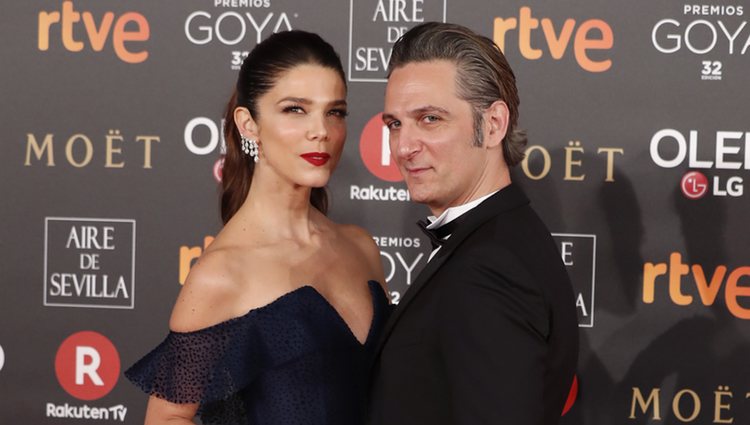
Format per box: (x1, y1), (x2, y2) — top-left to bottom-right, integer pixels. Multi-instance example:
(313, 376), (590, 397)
(44, 218), (136, 309)
(48, 331), (127, 421)
(38, 0), (150, 64)
(493, 6), (614, 73)
(178, 235), (424, 306)
(184, 0), (298, 70)
(643, 252), (750, 319)
(349, 0), (447, 82)
(650, 129), (749, 199)
(651, 4), (747, 81)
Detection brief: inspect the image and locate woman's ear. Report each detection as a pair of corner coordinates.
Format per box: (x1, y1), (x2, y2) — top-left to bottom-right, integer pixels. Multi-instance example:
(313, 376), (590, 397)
(234, 107), (259, 139)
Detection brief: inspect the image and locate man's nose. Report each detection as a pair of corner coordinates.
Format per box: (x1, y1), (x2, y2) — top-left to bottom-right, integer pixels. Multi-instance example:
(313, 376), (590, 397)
(392, 123), (420, 160)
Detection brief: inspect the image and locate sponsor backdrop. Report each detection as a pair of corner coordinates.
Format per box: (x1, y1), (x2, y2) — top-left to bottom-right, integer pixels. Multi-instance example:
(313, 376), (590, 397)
(1, 0), (748, 423)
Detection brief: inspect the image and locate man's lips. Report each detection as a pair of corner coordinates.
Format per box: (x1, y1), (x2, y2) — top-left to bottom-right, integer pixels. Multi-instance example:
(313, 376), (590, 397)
(300, 152), (330, 166)
(404, 166), (430, 176)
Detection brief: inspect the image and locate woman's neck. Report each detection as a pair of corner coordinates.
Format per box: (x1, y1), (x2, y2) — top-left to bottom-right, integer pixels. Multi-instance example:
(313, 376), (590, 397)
(233, 172), (322, 244)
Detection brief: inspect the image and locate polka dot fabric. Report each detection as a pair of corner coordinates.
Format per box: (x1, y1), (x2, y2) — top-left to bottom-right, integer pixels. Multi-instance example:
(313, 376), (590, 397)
(125, 281), (389, 425)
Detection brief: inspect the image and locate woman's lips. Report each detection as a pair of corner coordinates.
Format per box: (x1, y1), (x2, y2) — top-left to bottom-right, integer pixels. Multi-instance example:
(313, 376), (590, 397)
(300, 152), (330, 166)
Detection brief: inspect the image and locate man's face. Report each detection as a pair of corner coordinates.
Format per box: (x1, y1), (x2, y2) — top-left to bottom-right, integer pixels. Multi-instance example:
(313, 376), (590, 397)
(383, 60), (490, 215)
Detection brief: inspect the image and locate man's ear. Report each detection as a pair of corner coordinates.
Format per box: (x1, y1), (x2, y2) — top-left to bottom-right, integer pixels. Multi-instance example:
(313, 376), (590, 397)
(483, 100), (509, 149)
(234, 107), (259, 139)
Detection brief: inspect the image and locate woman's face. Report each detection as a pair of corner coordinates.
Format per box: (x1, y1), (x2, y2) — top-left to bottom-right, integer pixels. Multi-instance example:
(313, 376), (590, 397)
(249, 64), (347, 190)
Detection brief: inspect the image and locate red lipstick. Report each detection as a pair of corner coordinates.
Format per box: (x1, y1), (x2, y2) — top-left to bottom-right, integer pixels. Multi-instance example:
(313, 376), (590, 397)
(300, 152), (330, 166)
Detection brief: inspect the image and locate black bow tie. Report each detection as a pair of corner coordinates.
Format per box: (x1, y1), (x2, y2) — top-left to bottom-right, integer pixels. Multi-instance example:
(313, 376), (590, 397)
(417, 217), (462, 251)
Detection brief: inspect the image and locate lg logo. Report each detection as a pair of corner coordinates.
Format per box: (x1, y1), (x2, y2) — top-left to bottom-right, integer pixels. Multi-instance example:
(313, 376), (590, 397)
(55, 331), (120, 400)
(359, 113), (403, 182)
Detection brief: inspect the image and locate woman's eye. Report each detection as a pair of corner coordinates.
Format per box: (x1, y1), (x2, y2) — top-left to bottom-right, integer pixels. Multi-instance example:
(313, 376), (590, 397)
(283, 105), (305, 114)
(329, 109), (349, 118)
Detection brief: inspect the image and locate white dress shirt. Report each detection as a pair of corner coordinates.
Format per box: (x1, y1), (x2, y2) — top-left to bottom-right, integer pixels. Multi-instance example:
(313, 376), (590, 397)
(425, 190), (499, 262)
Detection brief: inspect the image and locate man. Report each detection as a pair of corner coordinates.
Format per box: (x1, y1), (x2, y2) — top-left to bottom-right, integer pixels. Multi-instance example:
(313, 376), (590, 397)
(369, 22), (578, 425)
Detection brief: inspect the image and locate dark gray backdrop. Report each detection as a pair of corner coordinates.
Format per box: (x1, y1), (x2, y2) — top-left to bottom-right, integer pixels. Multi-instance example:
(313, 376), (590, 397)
(2, 0), (749, 423)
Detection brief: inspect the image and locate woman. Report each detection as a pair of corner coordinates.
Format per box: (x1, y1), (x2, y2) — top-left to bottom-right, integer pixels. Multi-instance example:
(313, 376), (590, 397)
(126, 31), (388, 425)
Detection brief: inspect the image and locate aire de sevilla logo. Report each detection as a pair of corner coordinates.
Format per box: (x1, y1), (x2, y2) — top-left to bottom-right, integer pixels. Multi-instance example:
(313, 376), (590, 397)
(55, 331), (120, 400)
(359, 113), (402, 182)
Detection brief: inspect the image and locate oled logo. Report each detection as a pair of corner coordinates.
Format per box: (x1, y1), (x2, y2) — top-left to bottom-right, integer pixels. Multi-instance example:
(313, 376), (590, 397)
(349, 0), (447, 82)
(651, 4), (747, 81)
(352, 113), (410, 202)
(650, 129), (747, 198)
(48, 331), (127, 421)
(38, 0), (150, 64)
(553, 233), (597, 327)
(183, 117), (227, 182)
(643, 252), (750, 319)
(44, 217), (136, 309)
(184, 1), (299, 70)
(493, 6), (614, 72)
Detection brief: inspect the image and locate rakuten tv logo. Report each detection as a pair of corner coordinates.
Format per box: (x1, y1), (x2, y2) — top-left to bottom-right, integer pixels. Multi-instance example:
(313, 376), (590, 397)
(493, 6), (614, 72)
(38, 0), (150, 64)
(359, 113), (402, 182)
(55, 331), (120, 400)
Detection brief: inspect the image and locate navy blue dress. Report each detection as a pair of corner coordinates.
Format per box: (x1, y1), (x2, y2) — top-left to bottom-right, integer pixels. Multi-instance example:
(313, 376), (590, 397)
(125, 280), (389, 425)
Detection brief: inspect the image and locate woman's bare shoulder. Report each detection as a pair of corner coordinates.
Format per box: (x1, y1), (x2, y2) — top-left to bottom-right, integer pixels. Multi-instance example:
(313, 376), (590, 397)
(168, 246), (249, 332)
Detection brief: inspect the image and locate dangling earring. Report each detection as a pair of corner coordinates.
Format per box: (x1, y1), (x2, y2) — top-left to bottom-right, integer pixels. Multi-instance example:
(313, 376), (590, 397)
(240, 134), (259, 163)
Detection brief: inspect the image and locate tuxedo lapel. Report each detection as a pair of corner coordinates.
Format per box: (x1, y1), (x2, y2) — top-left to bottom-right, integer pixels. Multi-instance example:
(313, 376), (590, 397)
(373, 184), (530, 356)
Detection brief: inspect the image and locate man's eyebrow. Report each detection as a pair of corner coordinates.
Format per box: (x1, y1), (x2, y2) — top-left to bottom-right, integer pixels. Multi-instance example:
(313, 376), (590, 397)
(410, 105), (450, 116)
(382, 106), (450, 123)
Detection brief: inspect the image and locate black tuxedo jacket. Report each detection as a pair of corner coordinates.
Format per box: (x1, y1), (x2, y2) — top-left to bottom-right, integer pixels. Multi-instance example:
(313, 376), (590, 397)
(369, 184), (578, 425)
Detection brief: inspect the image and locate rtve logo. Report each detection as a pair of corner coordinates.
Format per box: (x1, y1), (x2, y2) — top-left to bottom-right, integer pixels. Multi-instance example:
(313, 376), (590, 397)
(38, 0), (150, 64)
(643, 253), (750, 319)
(359, 113), (403, 182)
(55, 331), (121, 400)
(493, 6), (614, 72)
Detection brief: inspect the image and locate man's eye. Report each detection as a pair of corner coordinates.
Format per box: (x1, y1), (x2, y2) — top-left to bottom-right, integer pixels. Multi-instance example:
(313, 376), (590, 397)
(423, 115), (439, 123)
(386, 120), (401, 130)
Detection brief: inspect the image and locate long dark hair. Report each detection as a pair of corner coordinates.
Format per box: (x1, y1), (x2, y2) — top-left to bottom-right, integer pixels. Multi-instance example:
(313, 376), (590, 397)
(221, 30), (346, 224)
